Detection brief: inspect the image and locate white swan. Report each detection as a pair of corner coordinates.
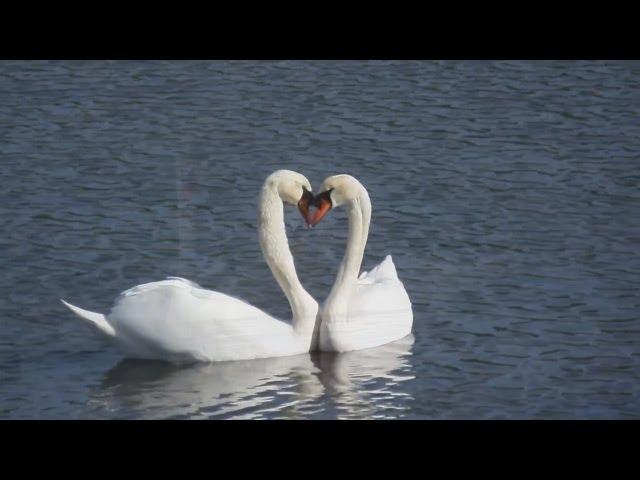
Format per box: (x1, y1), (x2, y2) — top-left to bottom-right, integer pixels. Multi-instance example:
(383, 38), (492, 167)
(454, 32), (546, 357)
(308, 174), (413, 352)
(62, 170), (319, 364)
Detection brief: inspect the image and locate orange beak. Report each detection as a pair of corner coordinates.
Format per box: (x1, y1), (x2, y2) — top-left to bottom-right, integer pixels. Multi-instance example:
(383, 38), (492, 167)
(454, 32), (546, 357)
(308, 190), (333, 227)
(297, 188), (313, 226)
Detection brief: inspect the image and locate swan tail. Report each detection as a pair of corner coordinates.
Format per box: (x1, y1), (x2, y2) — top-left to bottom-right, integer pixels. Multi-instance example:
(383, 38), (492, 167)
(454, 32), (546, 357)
(60, 299), (116, 337)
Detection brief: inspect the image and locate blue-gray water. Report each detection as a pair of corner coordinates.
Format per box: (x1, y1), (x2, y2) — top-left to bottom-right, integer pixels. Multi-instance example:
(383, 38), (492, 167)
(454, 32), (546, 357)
(1, 60), (639, 419)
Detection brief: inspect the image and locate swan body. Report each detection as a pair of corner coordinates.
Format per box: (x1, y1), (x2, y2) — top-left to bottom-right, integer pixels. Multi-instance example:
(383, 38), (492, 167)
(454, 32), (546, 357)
(62, 170), (319, 364)
(310, 175), (413, 352)
(325, 255), (413, 352)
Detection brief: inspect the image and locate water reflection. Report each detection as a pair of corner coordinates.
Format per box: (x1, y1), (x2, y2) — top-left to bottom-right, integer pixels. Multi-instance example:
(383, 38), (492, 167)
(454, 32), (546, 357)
(313, 335), (416, 419)
(90, 336), (415, 419)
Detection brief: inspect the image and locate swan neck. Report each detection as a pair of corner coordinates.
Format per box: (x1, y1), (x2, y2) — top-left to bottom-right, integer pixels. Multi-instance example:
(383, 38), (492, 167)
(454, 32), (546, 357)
(324, 188), (371, 319)
(258, 183), (317, 335)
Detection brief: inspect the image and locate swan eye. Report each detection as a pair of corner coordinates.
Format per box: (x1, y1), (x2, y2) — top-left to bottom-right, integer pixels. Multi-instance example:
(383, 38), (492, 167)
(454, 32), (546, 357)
(299, 186), (313, 201)
(324, 188), (334, 201)
(314, 188), (334, 207)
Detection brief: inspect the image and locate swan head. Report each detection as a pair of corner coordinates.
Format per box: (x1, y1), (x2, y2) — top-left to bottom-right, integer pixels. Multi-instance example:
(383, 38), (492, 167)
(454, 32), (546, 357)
(308, 174), (365, 226)
(265, 170), (314, 224)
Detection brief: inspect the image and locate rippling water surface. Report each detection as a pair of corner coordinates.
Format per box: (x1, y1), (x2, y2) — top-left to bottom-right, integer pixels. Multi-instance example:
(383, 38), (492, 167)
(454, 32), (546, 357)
(1, 60), (639, 419)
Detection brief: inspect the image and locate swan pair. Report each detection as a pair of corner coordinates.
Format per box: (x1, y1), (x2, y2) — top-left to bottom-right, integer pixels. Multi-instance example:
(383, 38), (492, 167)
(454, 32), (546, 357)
(62, 170), (413, 363)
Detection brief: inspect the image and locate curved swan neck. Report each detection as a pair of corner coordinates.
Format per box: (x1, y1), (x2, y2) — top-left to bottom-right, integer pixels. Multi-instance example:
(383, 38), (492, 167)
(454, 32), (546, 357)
(258, 182), (317, 334)
(324, 187), (371, 319)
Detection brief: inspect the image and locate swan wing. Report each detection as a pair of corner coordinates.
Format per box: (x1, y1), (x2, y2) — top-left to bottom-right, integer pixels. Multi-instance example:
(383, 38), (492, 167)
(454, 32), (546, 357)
(358, 255), (398, 284)
(319, 256), (412, 352)
(351, 255), (411, 318)
(105, 278), (295, 362)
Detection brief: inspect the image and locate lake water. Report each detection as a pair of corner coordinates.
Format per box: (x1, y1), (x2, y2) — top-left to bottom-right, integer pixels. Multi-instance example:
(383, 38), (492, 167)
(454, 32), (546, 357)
(1, 60), (639, 419)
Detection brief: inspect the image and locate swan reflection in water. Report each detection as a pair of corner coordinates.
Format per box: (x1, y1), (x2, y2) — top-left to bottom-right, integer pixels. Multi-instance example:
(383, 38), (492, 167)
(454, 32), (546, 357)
(89, 335), (415, 419)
